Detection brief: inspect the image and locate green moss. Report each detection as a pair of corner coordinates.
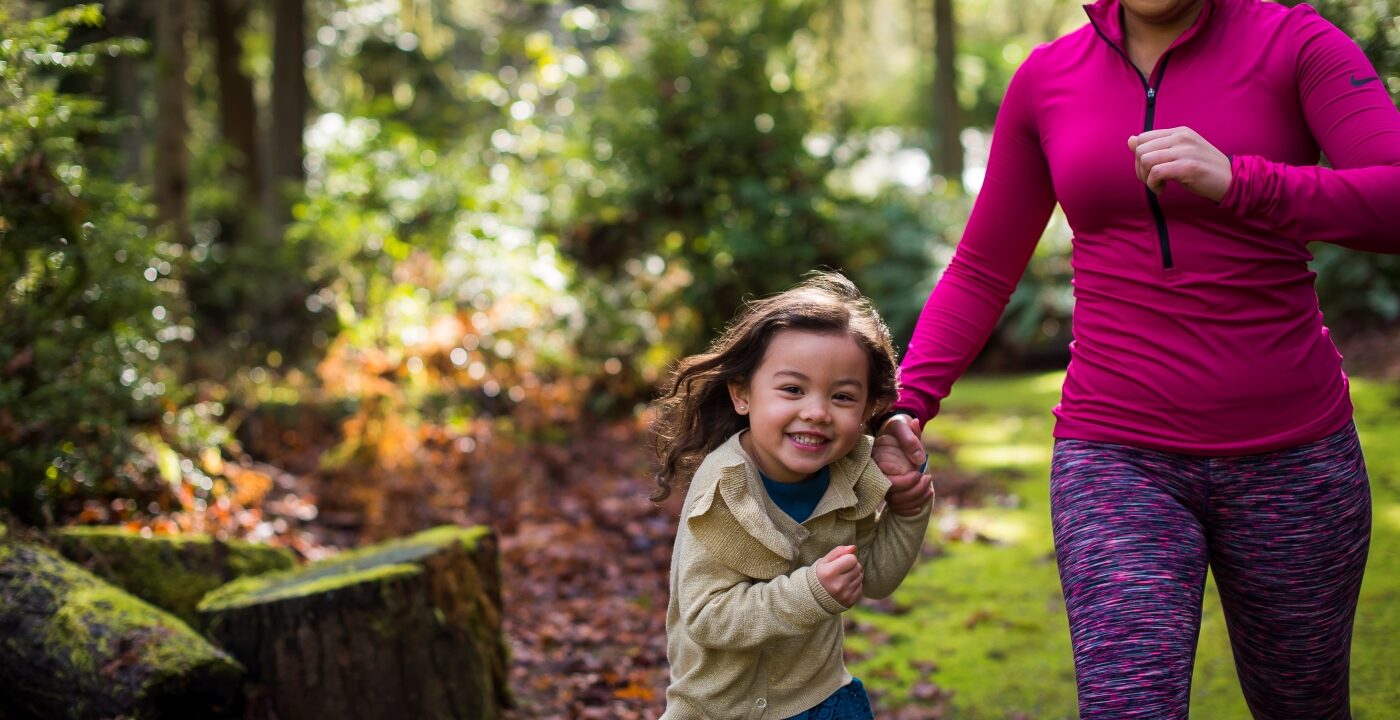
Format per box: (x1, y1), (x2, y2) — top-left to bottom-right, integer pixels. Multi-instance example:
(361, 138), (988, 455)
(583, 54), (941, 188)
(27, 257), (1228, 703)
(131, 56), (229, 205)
(198, 525), (485, 613)
(850, 374), (1400, 719)
(300, 524), (488, 584)
(3, 542), (242, 698)
(51, 526), (295, 626)
(200, 562), (420, 611)
(330, 524), (488, 567)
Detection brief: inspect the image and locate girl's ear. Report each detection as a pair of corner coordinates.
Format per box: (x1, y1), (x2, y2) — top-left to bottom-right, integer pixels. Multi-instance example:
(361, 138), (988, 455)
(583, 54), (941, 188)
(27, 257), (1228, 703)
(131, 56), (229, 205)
(727, 380), (750, 415)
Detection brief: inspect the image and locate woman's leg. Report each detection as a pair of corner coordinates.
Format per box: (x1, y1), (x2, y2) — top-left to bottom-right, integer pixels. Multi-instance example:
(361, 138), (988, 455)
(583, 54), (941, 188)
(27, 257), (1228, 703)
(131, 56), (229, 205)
(1050, 440), (1211, 720)
(1207, 423), (1371, 720)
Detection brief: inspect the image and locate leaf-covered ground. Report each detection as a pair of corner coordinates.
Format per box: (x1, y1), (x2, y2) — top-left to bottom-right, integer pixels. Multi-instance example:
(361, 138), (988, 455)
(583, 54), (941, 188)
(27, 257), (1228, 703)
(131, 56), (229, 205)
(168, 371), (1397, 718)
(493, 422), (676, 718)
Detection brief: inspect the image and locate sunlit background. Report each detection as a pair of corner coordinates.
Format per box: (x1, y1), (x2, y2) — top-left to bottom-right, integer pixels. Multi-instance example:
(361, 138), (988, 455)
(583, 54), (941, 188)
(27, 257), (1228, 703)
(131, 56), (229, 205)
(3, 0), (1399, 718)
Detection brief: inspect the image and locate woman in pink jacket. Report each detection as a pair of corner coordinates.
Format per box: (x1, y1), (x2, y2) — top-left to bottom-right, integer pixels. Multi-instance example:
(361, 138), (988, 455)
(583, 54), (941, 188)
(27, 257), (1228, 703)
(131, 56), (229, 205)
(875, 0), (1400, 717)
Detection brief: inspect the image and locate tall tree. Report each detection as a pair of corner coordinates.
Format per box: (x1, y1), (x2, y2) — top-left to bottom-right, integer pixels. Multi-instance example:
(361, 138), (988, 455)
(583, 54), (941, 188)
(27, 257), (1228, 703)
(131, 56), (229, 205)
(102, 0), (149, 179)
(268, 0), (309, 225)
(154, 0), (192, 245)
(210, 0), (261, 212)
(931, 0), (963, 182)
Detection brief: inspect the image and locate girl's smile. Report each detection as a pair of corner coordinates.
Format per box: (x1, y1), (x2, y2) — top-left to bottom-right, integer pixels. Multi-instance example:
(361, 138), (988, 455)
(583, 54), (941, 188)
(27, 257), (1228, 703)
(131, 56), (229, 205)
(788, 432), (830, 450)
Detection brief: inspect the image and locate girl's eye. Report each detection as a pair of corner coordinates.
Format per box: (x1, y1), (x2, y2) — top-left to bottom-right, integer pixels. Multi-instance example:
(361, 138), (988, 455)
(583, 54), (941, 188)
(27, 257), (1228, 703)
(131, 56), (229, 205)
(779, 385), (802, 395)
(834, 393), (857, 403)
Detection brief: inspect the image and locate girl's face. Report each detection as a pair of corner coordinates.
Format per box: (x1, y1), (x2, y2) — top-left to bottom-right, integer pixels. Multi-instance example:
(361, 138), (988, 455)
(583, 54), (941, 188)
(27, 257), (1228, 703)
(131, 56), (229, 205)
(729, 329), (871, 483)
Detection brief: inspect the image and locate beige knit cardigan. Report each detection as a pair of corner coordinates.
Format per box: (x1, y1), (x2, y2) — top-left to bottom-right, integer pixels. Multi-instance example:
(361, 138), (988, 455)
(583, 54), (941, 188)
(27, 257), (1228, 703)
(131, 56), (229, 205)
(662, 432), (932, 719)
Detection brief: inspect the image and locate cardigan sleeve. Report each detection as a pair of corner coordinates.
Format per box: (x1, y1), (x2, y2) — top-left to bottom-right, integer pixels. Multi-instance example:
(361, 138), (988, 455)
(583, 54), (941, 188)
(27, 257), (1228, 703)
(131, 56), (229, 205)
(673, 529), (844, 650)
(854, 500), (932, 600)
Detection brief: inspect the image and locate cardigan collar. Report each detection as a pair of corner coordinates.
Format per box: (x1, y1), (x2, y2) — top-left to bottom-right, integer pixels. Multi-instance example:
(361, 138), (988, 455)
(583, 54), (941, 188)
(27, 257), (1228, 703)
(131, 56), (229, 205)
(684, 432), (891, 579)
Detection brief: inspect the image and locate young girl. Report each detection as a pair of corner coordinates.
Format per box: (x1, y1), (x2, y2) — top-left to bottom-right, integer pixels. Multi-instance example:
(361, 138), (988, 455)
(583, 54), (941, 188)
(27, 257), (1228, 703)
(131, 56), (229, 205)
(653, 272), (933, 719)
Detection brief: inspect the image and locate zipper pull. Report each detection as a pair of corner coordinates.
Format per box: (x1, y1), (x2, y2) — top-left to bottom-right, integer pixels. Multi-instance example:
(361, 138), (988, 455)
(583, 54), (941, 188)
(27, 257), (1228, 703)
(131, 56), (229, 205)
(1147, 87), (1157, 106)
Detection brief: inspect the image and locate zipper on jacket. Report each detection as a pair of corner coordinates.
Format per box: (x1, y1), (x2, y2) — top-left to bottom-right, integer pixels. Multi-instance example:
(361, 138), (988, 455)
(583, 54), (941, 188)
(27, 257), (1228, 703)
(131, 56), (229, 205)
(1089, 21), (1177, 271)
(1141, 82), (1174, 270)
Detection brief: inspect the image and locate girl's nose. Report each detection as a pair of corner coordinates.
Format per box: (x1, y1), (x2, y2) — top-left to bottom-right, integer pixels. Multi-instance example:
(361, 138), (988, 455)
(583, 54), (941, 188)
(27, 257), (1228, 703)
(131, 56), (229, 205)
(799, 401), (831, 423)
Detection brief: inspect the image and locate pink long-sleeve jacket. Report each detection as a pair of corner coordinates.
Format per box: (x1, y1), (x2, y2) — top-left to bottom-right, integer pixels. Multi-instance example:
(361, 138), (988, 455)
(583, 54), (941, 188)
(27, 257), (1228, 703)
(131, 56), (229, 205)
(896, 0), (1400, 454)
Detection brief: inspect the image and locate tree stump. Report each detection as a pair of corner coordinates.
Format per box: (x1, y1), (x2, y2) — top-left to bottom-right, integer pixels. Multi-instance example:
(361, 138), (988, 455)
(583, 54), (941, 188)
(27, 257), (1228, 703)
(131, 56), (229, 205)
(53, 526), (295, 627)
(198, 525), (510, 720)
(0, 541), (244, 720)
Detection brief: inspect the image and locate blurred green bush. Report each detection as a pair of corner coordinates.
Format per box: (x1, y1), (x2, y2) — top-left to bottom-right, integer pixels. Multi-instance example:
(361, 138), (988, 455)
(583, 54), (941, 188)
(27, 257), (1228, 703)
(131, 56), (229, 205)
(0, 4), (180, 522)
(573, 0), (948, 355)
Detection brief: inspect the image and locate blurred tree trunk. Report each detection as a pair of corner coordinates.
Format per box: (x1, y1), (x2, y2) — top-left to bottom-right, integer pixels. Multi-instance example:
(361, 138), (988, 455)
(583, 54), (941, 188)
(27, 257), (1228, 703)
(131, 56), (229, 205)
(154, 0), (192, 246)
(210, 0), (262, 215)
(268, 0), (309, 226)
(104, 0), (149, 179)
(932, 0), (964, 183)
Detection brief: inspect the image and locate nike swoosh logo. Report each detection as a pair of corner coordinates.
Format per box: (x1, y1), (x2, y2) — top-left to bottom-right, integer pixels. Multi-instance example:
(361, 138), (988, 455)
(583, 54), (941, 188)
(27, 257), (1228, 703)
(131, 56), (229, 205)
(1350, 74), (1380, 86)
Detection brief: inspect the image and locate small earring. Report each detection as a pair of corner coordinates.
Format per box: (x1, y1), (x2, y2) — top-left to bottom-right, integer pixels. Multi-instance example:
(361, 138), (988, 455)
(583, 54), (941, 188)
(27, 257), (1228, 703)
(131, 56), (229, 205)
(737, 405), (748, 412)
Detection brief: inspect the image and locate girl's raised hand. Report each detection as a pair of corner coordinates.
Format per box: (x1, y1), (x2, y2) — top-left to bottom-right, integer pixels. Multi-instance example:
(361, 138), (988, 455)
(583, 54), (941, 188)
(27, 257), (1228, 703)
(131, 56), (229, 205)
(814, 545), (863, 608)
(1128, 126), (1232, 202)
(875, 417), (934, 516)
(873, 415), (925, 473)
(885, 470), (934, 516)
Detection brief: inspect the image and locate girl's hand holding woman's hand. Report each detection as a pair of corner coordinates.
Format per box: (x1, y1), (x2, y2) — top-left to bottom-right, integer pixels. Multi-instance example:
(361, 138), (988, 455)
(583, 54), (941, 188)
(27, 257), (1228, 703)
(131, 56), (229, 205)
(874, 415), (934, 516)
(814, 545), (863, 608)
(1128, 126), (1232, 202)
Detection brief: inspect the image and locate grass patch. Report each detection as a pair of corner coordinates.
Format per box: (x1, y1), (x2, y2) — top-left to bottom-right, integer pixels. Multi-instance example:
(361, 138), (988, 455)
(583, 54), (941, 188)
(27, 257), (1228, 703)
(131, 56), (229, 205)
(852, 372), (1400, 718)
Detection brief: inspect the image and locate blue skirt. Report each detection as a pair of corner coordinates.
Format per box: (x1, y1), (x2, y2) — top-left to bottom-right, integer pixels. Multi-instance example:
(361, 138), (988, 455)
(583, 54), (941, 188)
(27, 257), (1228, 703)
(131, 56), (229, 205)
(784, 678), (874, 720)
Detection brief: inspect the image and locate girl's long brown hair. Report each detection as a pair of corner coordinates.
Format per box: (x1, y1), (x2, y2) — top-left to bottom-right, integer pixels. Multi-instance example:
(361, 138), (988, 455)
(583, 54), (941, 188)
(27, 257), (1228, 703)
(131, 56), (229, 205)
(650, 271), (898, 501)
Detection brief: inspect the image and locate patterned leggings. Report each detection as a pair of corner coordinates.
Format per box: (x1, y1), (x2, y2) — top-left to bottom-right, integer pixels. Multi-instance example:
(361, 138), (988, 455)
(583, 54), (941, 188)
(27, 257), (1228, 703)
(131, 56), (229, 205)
(1050, 422), (1371, 720)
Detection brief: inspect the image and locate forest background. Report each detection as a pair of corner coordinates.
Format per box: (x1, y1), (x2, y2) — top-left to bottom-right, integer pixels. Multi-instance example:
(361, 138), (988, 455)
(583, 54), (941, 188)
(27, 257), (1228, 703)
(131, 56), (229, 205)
(4, 0), (1400, 717)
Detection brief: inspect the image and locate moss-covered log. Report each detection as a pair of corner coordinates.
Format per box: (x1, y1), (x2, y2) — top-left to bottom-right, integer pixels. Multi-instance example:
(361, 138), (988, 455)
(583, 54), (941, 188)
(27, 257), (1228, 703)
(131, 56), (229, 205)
(198, 525), (509, 720)
(0, 541), (244, 720)
(52, 526), (295, 627)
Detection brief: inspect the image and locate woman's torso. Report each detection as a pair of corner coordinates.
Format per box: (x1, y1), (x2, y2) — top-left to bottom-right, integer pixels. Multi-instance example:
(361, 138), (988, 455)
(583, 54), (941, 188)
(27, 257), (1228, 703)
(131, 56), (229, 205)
(1034, 0), (1352, 452)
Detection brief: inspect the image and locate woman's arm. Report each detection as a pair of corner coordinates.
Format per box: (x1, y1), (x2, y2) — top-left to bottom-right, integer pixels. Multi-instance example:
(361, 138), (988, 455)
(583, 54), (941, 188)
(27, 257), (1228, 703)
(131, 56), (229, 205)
(895, 50), (1058, 425)
(1219, 6), (1400, 253)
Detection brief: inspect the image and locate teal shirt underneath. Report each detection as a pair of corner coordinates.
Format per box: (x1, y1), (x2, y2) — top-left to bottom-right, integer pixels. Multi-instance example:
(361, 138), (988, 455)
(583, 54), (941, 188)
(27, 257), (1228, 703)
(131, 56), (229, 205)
(760, 466), (831, 523)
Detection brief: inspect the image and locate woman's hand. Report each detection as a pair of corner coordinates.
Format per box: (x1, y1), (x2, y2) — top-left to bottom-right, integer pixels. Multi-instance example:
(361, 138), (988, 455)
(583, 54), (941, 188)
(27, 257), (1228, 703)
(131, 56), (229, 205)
(814, 545), (863, 608)
(1128, 126), (1232, 202)
(874, 415), (934, 516)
